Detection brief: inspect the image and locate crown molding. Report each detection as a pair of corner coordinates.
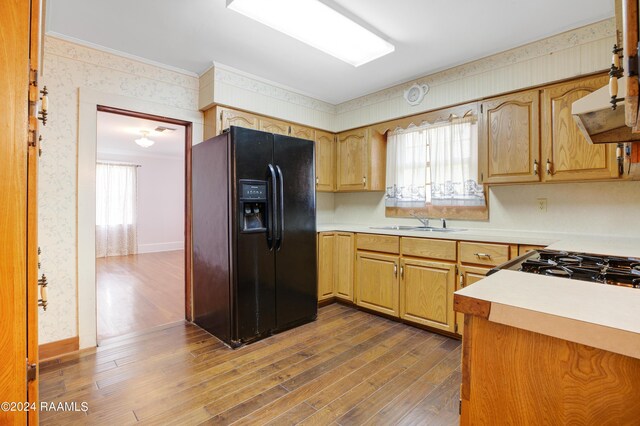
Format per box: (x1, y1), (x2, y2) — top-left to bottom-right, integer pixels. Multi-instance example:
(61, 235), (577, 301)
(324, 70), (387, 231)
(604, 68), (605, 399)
(45, 32), (199, 80)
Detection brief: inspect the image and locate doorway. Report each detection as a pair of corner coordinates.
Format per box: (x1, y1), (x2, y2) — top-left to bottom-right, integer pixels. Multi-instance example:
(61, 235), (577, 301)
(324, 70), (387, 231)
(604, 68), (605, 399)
(94, 106), (193, 343)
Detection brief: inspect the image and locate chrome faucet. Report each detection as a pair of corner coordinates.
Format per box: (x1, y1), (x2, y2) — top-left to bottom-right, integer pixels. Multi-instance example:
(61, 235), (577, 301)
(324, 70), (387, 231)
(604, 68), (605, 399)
(411, 213), (430, 227)
(411, 213), (447, 229)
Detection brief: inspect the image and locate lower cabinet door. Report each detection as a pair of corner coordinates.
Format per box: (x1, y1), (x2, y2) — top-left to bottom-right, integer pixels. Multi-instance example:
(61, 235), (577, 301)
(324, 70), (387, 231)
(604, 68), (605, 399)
(400, 258), (456, 333)
(456, 265), (490, 336)
(334, 233), (354, 301)
(356, 251), (399, 316)
(317, 233), (335, 300)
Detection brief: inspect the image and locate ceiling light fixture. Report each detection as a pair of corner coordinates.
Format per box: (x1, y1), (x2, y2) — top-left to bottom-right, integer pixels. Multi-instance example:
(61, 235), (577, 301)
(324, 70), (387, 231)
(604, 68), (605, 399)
(226, 0), (394, 67)
(135, 131), (155, 148)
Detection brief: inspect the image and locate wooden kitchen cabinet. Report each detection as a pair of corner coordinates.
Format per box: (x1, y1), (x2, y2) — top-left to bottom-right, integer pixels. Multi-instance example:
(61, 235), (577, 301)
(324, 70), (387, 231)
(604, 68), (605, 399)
(459, 241), (510, 267)
(219, 107), (259, 132)
(356, 251), (400, 316)
(317, 233), (335, 301)
(400, 258), (456, 333)
(541, 74), (620, 181)
(334, 233), (355, 301)
(259, 116), (289, 136)
(315, 130), (335, 192)
(455, 265), (490, 336)
(336, 127), (386, 192)
(290, 124), (315, 141)
(317, 232), (355, 302)
(481, 90), (541, 183)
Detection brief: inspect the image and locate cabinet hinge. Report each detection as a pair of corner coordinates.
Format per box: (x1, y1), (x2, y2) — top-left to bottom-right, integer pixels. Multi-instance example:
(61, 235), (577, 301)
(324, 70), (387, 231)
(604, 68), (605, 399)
(459, 399), (462, 415)
(27, 361), (37, 382)
(455, 323), (459, 333)
(455, 265), (458, 275)
(28, 129), (37, 147)
(480, 104), (483, 114)
(627, 54), (639, 77)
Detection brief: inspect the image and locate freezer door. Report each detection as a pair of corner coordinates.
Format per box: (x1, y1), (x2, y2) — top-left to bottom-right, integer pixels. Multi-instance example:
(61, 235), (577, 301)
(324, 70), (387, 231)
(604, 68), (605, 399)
(192, 133), (232, 344)
(273, 134), (317, 330)
(232, 127), (277, 343)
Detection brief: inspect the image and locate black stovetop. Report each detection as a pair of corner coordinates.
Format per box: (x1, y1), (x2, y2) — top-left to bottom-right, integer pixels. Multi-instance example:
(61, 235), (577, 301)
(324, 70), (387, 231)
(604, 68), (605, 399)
(492, 249), (640, 288)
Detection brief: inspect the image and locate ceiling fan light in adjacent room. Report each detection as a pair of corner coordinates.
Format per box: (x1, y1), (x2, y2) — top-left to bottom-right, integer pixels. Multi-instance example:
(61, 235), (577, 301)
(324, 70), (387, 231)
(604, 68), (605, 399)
(226, 0), (394, 67)
(135, 131), (155, 148)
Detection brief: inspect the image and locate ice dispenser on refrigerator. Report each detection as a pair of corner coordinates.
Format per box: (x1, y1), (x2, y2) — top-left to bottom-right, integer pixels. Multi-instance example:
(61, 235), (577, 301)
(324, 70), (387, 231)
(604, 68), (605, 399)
(239, 180), (267, 232)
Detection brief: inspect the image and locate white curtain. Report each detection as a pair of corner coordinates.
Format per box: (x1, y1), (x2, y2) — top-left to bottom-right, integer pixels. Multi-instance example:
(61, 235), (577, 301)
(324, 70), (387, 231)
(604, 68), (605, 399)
(96, 162), (138, 258)
(386, 117), (485, 208)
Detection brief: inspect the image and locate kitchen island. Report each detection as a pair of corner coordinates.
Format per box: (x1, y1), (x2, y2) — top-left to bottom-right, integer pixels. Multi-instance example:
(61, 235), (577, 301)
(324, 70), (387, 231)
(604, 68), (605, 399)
(454, 236), (640, 424)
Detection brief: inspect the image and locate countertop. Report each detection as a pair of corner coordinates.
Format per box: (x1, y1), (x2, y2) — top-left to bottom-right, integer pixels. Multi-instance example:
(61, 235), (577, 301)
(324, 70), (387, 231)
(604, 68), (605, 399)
(317, 223), (571, 245)
(455, 236), (640, 359)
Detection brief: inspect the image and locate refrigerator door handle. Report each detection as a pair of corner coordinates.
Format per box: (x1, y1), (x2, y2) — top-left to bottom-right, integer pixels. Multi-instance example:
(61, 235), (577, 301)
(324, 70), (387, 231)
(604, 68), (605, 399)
(275, 165), (285, 251)
(267, 164), (277, 251)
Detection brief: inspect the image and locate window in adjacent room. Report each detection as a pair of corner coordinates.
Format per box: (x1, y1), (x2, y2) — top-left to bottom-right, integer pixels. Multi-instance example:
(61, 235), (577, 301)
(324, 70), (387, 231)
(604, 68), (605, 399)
(385, 113), (487, 220)
(95, 162), (138, 257)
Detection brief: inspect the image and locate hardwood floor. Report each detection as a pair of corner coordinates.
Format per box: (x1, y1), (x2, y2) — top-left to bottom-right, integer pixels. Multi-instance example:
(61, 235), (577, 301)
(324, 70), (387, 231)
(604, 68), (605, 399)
(96, 250), (185, 342)
(39, 304), (461, 425)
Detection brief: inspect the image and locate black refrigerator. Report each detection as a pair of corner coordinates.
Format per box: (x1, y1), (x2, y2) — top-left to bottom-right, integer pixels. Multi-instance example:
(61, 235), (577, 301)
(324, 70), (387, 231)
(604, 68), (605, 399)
(192, 126), (317, 348)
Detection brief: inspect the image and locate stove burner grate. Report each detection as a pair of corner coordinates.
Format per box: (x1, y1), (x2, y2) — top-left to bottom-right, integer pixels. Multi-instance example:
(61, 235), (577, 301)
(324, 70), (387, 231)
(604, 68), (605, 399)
(515, 249), (640, 288)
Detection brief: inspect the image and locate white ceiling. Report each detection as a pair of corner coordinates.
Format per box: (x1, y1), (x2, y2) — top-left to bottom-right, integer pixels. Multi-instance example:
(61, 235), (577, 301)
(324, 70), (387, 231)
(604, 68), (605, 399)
(47, 0), (614, 104)
(96, 111), (186, 158)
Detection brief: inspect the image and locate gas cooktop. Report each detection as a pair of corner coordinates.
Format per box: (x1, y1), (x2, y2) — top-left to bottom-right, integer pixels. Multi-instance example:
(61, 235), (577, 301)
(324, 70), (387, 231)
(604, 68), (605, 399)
(490, 249), (640, 288)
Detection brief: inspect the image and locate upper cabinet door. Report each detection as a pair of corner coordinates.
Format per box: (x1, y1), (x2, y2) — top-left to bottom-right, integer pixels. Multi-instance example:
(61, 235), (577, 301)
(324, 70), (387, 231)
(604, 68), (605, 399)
(259, 117), (289, 136)
(219, 108), (258, 134)
(315, 130), (335, 192)
(337, 128), (368, 191)
(481, 90), (540, 183)
(541, 75), (620, 182)
(290, 124), (314, 141)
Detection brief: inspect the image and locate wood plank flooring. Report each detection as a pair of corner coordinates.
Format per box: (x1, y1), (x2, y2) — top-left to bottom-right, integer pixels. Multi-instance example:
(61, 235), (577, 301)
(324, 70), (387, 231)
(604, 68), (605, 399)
(96, 250), (185, 342)
(39, 304), (461, 425)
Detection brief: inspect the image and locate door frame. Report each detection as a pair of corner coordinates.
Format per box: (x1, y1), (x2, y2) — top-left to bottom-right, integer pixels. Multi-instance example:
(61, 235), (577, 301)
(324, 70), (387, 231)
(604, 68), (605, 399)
(97, 104), (193, 321)
(78, 88), (203, 348)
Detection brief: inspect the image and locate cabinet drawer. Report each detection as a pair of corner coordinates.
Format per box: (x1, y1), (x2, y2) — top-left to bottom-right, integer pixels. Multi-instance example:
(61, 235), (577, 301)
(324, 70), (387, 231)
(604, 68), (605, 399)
(459, 241), (510, 266)
(356, 234), (399, 254)
(401, 237), (456, 261)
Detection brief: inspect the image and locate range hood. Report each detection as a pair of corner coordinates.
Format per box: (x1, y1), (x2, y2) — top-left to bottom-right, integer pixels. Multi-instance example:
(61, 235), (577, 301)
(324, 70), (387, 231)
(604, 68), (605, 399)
(572, 76), (640, 144)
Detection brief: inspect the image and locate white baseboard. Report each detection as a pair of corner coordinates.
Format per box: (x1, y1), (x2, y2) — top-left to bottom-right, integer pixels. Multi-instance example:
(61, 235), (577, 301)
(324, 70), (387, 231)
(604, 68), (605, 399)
(137, 241), (184, 254)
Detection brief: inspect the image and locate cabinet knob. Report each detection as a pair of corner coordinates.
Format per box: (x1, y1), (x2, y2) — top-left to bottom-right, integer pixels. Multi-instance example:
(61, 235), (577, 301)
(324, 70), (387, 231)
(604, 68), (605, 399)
(533, 159), (538, 175)
(362, 176), (367, 187)
(393, 263), (398, 277)
(459, 274), (465, 288)
(546, 159), (552, 175)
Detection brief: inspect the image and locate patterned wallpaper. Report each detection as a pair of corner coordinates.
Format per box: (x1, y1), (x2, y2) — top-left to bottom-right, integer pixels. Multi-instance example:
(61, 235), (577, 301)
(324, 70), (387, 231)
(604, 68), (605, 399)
(335, 19), (615, 130)
(38, 35), (200, 344)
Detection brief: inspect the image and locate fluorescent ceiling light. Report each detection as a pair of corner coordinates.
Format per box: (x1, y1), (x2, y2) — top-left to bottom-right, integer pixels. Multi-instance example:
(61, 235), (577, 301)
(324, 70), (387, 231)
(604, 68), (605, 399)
(227, 0), (394, 67)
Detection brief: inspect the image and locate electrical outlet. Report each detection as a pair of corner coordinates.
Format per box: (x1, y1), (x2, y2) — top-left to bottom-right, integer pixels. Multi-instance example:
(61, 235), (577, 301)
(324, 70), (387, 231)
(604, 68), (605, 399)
(537, 198), (547, 213)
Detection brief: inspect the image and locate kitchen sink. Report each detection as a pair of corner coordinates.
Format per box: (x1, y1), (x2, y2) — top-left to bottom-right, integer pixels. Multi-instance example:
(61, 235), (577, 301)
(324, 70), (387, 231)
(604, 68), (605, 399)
(369, 225), (464, 233)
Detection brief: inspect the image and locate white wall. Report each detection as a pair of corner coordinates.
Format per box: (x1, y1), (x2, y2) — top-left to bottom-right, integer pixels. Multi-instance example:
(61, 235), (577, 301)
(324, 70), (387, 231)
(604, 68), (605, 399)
(329, 181), (640, 238)
(39, 35), (201, 344)
(97, 153), (185, 253)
